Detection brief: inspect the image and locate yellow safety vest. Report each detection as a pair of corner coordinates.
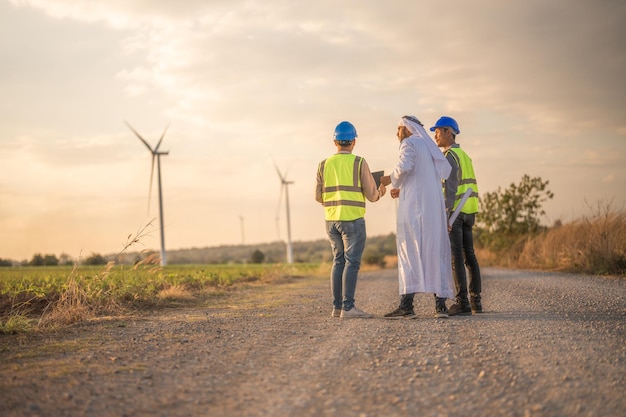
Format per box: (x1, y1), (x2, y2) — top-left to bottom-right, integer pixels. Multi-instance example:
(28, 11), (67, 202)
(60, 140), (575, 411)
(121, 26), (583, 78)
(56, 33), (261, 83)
(447, 146), (479, 214)
(318, 153), (366, 221)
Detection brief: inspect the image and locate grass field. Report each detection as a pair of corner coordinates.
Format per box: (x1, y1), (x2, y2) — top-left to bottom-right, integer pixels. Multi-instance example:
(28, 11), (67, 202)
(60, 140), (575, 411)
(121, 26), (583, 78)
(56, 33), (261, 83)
(0, 262), (328, 333)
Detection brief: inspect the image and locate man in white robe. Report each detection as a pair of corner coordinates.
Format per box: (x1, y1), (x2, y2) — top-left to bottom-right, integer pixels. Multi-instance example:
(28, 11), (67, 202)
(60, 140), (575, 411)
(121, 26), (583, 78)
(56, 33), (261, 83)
(380, 115), (455, 318)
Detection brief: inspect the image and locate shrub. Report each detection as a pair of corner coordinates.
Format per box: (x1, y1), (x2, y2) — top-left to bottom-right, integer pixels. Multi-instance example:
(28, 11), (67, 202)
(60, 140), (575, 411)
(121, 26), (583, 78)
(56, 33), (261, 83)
(250, 249), (265, 264)
(506, 202), (625, 276)
(477, 174), (554, 250)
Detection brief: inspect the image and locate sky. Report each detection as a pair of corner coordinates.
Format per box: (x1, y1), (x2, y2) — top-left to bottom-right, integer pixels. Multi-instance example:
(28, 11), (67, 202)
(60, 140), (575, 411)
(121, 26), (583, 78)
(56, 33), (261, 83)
(1, 0), (625, 262)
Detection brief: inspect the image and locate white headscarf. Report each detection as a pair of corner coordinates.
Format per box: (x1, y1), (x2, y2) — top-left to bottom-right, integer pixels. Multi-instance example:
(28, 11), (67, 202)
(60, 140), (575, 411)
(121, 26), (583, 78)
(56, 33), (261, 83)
(400, 115), (451, 180)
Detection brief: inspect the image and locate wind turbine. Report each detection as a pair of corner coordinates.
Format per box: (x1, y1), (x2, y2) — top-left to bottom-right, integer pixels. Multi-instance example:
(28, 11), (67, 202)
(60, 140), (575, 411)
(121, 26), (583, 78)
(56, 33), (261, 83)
(273, 161), (293, 264)
(125, 121), (169, 266)
(239, 215), (245, 245)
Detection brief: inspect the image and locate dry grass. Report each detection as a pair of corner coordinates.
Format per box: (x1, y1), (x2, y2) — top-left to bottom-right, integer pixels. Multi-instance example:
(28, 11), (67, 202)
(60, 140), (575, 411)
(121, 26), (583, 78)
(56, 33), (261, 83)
(0, 290), (45, 333)
(475, 247), (498, 267)
(38, 222), (158, 328)
(38, 261), (119, 327)
(504, 204), (625, 276)
(157, 285), (194, 301)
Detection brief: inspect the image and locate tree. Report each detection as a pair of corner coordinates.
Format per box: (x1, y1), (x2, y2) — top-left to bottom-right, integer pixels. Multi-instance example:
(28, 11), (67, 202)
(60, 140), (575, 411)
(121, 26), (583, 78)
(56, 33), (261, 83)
(58, 253), (75, 266)
(84, 253), (107, 265)
(43, 254), (59, 266)
(250, 249), (265, 264)
(29, 253), (60, 266)
(478, 174), (554, 235)
(30, 253), (45, 266)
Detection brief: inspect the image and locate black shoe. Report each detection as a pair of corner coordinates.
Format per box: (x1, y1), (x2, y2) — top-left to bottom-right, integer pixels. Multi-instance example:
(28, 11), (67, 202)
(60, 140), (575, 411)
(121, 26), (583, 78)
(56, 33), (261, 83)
(384, 307), (416, 319)
(448, 303), (472, 316)
(435, 302), (448, 319)
(470, 298), (483, 313)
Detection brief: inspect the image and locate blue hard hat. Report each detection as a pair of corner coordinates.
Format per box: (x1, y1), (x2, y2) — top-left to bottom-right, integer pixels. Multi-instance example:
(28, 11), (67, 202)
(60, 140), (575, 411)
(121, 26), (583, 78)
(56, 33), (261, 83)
(333, 121), (358, 141)
(430, 116), (460, 135)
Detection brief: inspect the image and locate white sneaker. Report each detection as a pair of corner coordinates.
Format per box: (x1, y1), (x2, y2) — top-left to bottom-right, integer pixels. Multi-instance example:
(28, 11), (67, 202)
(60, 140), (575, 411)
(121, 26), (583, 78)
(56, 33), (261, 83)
(331, 309), (341, 318)
(340, 306), (374, 319)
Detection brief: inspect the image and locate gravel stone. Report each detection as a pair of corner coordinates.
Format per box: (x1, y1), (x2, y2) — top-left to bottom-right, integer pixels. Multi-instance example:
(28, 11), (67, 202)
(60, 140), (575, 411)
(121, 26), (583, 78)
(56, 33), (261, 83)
(1, 267), (624, 417)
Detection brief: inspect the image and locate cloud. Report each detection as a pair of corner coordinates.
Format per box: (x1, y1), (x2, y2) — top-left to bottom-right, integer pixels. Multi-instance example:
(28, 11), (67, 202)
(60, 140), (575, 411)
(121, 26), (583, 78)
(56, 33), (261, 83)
(11, 0), (625, 134)
(2, 0), (625, 259)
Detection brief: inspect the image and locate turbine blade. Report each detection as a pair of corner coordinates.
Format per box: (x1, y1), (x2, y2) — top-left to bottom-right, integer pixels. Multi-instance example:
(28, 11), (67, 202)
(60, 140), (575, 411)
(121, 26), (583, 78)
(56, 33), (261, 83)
(272, 158), (286, 183)
(154, 124), (169, 152)
(275, 183), (284, 224)
(283, 162), (293, 180)
(147, 154), (155, 214)
(125, 120), (154, 153)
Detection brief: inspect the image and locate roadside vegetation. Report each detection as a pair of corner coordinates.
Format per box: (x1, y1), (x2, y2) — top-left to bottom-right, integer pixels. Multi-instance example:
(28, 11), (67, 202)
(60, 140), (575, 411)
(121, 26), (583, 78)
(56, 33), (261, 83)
(0, 260), (325, 334)
(1, 175), (624, 334)
(474, 175), (625, 277)
(0, 223), (328, 334)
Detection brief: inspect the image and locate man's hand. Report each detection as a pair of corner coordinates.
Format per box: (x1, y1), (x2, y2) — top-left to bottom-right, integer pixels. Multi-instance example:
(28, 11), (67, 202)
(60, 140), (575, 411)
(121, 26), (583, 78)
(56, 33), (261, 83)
(390, 188), (400, 199)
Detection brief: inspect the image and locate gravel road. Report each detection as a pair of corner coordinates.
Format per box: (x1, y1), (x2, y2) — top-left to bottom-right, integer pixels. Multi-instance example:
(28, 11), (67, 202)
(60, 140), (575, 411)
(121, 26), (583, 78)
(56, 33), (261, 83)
(1, 267), (625, 417)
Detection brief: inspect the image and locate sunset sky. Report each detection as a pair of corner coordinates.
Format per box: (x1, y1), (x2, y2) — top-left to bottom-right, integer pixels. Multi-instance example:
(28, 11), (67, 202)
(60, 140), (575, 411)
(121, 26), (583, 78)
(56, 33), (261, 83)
(1, 0), (625, 262)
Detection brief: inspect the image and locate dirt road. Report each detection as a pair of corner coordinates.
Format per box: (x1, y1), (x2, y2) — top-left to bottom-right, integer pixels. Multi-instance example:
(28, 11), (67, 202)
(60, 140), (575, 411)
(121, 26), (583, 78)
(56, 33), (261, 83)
(2, 267), (625, 417)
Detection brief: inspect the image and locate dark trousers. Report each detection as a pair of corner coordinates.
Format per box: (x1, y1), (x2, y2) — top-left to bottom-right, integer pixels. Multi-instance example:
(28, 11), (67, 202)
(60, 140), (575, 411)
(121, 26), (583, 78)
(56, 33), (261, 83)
(400, 294), (446, 309)
(449, 213), (482, 304)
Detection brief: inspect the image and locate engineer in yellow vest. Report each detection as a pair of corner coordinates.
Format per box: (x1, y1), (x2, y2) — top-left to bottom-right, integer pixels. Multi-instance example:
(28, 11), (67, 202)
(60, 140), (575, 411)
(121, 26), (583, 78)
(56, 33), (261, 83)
(432, 116), (483, 315)
(315, 121), (387, 319)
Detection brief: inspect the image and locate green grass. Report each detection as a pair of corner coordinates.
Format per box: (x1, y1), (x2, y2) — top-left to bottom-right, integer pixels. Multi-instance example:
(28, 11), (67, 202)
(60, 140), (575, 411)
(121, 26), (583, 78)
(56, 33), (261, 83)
(0, 262), (328, 332)
(0, 314), (32, 334)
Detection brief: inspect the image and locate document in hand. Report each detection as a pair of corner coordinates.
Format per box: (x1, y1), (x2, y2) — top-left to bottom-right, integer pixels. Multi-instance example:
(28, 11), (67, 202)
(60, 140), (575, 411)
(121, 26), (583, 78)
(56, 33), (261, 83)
(372, 171), (384, 188)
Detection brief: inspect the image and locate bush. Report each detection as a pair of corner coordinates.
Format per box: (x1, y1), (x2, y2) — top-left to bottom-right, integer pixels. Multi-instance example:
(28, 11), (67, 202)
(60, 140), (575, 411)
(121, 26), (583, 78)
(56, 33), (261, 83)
(516, 203), (626, 276)
(363, 253), (385, 267)
(250, 249), (265, 264)
(478, 174), (553, 233)
(477, 174), (554, 251)
(84, 253), (108, 265)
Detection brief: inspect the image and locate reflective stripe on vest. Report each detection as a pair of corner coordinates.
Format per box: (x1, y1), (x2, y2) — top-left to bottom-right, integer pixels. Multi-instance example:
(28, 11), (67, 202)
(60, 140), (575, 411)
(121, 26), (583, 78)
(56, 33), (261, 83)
(319, 154), (366, 221)
(448, 147), (479, 214)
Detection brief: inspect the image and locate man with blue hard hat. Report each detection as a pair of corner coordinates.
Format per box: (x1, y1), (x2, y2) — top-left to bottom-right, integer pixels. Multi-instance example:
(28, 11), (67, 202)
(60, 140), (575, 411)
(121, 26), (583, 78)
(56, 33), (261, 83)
(316, 121), (387, 319)
(431, 116), (483, 315)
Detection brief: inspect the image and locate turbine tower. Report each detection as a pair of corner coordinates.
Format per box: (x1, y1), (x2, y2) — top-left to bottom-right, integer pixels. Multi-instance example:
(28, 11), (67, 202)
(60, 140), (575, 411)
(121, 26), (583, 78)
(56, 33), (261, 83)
(273, 162), (293, 264)
(125, 121), (169, 266)
(239, 215), (245, 245)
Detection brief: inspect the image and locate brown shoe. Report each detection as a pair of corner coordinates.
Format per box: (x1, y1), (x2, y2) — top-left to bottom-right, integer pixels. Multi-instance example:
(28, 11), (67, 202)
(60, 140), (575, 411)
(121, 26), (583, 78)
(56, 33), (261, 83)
(448, 303), (472, 316)
(470, 298), (483, 313)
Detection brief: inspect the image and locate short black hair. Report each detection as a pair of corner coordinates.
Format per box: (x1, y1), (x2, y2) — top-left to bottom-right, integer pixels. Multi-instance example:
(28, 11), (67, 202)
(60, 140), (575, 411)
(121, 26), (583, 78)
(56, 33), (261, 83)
(337, 140), (353, 147)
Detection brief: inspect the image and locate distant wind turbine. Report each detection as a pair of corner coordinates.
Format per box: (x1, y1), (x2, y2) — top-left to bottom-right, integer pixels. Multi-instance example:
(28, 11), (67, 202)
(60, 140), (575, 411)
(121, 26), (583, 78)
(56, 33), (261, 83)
(273, 161), (293, 264)
(125, 121), (169, 266)
(239, 215), (245, 245)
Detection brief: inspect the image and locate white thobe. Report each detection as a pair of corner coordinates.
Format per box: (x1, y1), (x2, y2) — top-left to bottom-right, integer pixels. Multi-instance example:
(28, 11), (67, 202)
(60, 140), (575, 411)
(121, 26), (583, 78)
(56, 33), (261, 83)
(390, 135), (455, 298)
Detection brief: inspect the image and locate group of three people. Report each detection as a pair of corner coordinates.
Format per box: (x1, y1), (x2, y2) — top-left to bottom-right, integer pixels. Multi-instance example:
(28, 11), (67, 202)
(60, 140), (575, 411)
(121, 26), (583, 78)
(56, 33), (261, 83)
(315, 115), (482, 319)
